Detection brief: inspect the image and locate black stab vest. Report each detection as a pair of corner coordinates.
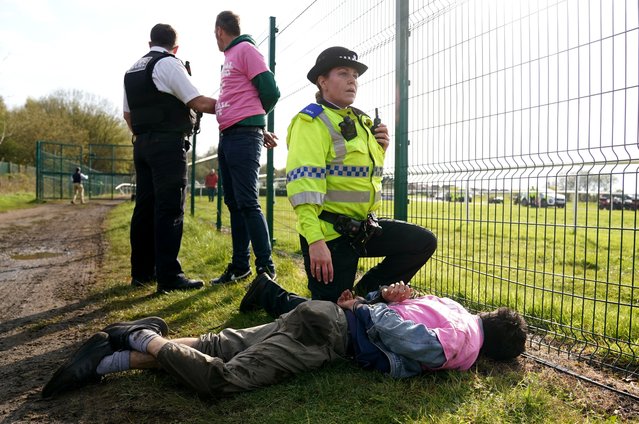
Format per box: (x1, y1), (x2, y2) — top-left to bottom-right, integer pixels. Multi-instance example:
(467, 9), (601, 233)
(124, 51), (195, 135)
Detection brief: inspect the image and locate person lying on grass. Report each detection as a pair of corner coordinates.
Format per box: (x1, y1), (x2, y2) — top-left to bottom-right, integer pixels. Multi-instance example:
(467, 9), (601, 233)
(42, 277), (527, 398)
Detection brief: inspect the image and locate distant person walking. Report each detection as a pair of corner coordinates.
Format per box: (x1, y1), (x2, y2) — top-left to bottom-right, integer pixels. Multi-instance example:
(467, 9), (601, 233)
(123, 23), (217, 293)
(71, 167), (87, 205)
(210, 11), (280, 285)
(204, 169), (218, 202)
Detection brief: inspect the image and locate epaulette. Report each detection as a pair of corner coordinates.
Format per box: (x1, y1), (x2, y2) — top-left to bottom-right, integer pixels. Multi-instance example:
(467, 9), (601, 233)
(299, 103), (324, 120)
(350, 106), (368, 119)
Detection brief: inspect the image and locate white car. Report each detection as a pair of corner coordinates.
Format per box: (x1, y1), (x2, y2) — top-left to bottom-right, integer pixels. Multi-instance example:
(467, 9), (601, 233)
(518, 191), (557, 207)
(554, 193), (566, 208)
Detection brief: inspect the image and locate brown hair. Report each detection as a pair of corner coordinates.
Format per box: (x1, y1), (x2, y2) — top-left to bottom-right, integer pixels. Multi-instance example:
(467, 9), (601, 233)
(314, 71), (333, 102)
(215, 11), (241, 37)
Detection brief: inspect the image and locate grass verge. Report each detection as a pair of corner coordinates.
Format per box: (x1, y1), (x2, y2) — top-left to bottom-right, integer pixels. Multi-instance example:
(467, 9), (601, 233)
(88, 200), (624, 423)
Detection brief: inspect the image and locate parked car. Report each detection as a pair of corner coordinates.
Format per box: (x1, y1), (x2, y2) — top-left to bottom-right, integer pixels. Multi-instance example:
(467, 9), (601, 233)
(598, 195), (624, 210)
(517, 191), (555, 207)
(516, 189), (565, 208)
(445, 191), (472, 202)
(259, 182), (288, 197)
(274, 182), (287, 197)
(488, 196), (504, 204)
(623, 194), (639, 211)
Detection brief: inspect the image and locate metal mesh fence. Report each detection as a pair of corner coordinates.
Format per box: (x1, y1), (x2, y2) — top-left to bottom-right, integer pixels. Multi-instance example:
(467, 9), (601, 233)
(0, 161), (35, 175)
(267, 0), (639, 381)
(36, 141), (134, 201)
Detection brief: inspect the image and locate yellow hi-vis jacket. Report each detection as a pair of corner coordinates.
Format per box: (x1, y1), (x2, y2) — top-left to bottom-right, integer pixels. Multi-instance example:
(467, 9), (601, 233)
(286, 103), (385, 244)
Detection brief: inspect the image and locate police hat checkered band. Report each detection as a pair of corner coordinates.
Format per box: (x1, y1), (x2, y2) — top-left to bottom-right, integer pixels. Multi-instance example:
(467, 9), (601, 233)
(287, 166), (326, 183)
(327, 164), (369, 177)
(337, 54), (358, 61)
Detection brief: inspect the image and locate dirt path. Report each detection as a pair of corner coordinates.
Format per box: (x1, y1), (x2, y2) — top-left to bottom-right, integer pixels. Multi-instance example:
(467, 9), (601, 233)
(0, 200), (120, 423)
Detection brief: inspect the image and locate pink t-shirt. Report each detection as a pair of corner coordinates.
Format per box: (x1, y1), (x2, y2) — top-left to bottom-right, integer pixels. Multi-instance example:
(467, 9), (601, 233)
(215, 41), (268, 130)
(388, 295), (484, 371)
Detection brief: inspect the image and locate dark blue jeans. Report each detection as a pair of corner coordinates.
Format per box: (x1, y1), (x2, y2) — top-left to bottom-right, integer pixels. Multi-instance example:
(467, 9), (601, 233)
(218, 130), (273, 270)
(130, 132), (188, 284)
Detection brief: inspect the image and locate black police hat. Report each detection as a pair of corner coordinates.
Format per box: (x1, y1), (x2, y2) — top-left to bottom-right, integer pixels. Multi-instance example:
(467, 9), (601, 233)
(307, 46), (368, 83)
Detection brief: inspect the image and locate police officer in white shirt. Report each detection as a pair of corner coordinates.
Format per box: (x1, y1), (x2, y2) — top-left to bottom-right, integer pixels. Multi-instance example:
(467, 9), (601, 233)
(123, 23), (216, 293)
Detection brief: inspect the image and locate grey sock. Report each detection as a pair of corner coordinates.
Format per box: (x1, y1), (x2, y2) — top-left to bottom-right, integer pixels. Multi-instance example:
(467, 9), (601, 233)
(96, 350), (131, 375)
(128, 329), (160, 353)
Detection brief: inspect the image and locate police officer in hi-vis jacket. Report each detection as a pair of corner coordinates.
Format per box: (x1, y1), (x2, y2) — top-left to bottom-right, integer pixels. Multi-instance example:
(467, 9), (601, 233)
(282, 47), (438, 306)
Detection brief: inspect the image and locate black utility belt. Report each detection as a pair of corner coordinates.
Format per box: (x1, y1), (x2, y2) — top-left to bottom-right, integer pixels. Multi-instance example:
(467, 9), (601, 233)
(132, 131), (190, 142)
(220, 125), (264, 136)
(319, 211), (383, 256)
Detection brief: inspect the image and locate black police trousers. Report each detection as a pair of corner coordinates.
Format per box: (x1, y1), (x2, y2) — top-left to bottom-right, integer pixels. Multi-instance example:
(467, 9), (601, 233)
(130, 132), (188, 285)
(256, 219), (438, 318)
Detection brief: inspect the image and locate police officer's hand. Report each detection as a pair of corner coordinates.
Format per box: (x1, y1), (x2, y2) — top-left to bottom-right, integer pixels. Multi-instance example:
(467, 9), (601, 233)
(337, 289), (355, 310)
(374, 123), (390, 152)
(263, 131), (278, 149)
(337, 289), (364, 311)
(382, 281), (412, 303)
(309, 240), (333, 284)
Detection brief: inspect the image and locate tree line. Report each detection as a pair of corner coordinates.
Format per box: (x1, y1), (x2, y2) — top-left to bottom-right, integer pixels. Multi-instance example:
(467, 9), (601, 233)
(0, 90), (131, 167)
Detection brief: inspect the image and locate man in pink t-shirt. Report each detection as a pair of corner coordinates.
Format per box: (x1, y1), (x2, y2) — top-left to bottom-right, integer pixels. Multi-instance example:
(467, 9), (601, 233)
(210, 11), (281, 286)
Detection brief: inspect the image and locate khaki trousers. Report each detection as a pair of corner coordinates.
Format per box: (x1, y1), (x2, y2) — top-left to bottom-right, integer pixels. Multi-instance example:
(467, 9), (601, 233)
(157, 301), (349, 396)
(72, 183), (84, 204)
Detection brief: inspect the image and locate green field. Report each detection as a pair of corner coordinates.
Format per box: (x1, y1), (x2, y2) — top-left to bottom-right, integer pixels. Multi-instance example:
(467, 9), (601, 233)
(2, 190), (635, 421)
(266, 194), (639, 370)
(96, 199), (630, 422)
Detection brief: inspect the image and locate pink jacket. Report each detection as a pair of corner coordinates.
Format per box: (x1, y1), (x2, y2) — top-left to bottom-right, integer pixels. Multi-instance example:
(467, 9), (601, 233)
(388, 295), (483, 371)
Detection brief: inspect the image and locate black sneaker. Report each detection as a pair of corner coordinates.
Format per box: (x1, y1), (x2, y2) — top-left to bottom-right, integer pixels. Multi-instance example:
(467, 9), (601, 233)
(256, 266), (276, 280)
(157, 276), (204, 294)
(210, 264), (251, 285)
(239, 273), (271, 313)
(102, 316), (169, 350)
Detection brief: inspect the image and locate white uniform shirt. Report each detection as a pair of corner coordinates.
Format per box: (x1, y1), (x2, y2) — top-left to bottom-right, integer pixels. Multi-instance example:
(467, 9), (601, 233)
(123, 46), (200, 112)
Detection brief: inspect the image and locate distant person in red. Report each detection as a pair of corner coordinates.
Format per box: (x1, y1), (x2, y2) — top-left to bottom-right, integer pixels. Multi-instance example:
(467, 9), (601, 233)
(205, 169), (218, 202)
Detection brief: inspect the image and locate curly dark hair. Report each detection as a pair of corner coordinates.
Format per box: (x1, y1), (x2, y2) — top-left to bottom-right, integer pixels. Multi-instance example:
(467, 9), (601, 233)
(479, 307), (527, 361)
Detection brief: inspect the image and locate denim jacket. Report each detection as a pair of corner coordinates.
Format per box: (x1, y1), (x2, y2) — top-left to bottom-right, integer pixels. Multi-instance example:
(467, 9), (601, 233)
(352, 301), (446, 378)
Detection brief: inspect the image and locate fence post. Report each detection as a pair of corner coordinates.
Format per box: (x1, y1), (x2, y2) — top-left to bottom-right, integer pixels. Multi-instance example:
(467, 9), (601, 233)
(266, 16), (277, 246)
(36, 141), (41, 201)
(394, 0), (409, 220)
(216, 167), (223, 230)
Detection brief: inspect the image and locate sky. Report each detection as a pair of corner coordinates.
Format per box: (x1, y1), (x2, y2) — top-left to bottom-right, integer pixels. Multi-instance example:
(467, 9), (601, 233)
(2, 0), (638, 195)
(0, 0), (301, 159)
